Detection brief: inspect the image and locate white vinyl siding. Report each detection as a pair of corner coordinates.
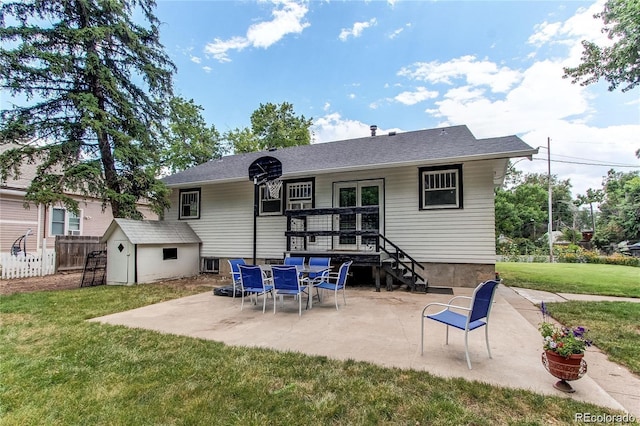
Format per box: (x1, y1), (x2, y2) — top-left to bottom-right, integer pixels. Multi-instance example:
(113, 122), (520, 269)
(163, 160), (497, 264)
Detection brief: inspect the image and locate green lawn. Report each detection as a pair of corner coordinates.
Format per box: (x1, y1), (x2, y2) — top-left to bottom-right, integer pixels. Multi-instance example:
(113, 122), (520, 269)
(497, 262), (640, 375)
(0, 282), (624, 425)
(496, 262), (640, 297)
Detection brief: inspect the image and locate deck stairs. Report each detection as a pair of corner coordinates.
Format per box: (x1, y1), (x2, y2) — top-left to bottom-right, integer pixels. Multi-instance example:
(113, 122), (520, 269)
(378, 235), (453, 294)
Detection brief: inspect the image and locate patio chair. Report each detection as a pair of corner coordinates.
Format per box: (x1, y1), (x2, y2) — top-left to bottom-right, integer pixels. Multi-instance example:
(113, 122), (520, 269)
(420, 279), (500, 369)
(227, 258), (246, 298)
(271, 265), (308, 316)
(305, 257), (331, 303)
(314, 261), (353, 310)
(238, 265), (274, 313)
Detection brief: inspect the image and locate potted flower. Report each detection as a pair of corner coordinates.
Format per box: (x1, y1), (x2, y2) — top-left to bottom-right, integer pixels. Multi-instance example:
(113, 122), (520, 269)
(539, 302), (592, 393)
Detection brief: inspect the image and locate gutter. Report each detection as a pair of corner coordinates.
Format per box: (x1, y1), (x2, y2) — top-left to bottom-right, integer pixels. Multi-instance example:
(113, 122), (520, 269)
(163, 148), (539, 188)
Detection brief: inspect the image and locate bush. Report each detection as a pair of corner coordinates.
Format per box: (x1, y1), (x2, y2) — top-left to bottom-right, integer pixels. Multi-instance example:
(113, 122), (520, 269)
(554, 246), (640, 267)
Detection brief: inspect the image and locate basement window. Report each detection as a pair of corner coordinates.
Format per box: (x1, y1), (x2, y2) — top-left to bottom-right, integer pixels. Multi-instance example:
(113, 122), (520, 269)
(163, 248), (178, 260)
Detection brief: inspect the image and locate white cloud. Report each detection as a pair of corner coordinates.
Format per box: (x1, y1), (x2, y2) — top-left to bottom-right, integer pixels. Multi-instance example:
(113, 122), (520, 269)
(339, 18), (377, 41)
(401, 0), (639, 197)
(190, 56), (202, 64)
(394, 87), (438, 105)
(312, 112), (404, 143)
(398, 55), (523, 93)
(312, 113), (373, 143)
(204, 0), (309, 63)
(202, 66), (212, 73)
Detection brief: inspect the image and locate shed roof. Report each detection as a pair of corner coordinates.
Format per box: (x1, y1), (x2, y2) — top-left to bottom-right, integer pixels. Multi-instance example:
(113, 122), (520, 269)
(162, 125), (537, 187)
(101, 219), (201, 245)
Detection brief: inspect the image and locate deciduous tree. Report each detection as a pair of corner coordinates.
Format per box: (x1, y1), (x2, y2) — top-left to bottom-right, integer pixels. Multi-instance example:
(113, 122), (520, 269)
(563, 0), (640, 93)
(160, 97), (222, 174)
(225, 102), (312, 154)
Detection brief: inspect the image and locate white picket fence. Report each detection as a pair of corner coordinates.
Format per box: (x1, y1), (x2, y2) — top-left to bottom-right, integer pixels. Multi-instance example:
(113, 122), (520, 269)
(0, 249), (56, 279)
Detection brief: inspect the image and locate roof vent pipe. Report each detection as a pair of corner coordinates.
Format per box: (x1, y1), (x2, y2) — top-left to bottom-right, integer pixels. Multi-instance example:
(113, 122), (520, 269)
(370, 125), (377, 136)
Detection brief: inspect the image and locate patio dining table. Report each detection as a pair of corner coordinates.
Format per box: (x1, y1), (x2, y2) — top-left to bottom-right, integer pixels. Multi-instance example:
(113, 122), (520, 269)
(260, 264), (330, 309)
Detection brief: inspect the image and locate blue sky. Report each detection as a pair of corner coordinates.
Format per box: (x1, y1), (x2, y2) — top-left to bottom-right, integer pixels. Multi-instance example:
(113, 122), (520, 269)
(154, 0), (639, 197)
(4, 0), (638, 197)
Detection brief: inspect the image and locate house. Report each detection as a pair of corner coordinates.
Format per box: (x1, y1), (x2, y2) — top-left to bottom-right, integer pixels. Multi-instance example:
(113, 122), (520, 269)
(101, 218), (201, 285)
(161, 125), (537, 289)
(0, 144), (157, 254)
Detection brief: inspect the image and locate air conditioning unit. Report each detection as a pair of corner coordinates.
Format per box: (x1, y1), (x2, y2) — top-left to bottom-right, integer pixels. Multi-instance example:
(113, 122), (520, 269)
(201, 257), (219, 274)
(68, 230), (81, 236)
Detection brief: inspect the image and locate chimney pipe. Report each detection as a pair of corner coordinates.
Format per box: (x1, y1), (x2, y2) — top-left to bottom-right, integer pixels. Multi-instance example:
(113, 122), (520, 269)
(370, 125), (377, 136)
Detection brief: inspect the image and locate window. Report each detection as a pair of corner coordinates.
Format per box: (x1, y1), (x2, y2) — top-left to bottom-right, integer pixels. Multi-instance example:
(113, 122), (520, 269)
(51, 208), (66, 235)
(179, 188), (200, 219)
(419, 165), (463, 209)
(163, 248), (178, 260)
(259, 181), (283, 215)
(68, 212), (80, 235)
(50, 207), (83, 236)
(286, 181), (313, 210)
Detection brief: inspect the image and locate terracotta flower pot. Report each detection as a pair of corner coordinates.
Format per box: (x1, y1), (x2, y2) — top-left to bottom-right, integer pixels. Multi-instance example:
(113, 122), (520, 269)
(541, 350), (587, 393)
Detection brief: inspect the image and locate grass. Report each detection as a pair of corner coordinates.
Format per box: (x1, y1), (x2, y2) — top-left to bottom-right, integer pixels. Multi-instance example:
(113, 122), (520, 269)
(496, 262), (640, 297)
(543, 301), (640, 375)
(498, 262), (640, 375)
(0, 282), (625, 425)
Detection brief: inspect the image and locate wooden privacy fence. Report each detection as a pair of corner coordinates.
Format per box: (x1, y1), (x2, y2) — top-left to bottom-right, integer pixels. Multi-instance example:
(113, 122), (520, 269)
(55, 236), (106, 271)
(0, 249), (56, 279)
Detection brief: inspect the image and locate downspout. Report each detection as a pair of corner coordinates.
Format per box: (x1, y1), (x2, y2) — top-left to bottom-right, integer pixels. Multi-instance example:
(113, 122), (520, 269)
(134, 244), (138, 284)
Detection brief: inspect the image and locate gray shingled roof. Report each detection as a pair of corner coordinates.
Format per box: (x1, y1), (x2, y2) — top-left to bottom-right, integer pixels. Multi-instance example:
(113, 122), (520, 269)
(162, 125), (537, 187)
(101, 219), (201, 244)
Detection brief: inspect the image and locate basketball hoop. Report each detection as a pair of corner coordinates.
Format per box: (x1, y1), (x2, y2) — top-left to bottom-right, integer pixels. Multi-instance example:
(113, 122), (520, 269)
(266, 178), (282, 199)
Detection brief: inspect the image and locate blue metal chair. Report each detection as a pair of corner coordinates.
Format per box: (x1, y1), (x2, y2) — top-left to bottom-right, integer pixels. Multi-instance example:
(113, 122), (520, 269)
(238, 265), (273, 313)
(227, 258), (246, 298)
(420, 280), (500, 369)
(271, 265), (308, 316)
(284, 256), (305, 267)
(306, 257), (331, 303)
(315, 261), (353, 310)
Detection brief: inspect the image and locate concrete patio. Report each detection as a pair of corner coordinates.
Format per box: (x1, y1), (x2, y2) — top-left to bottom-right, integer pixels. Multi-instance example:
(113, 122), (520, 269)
(90, 284), (639, 418)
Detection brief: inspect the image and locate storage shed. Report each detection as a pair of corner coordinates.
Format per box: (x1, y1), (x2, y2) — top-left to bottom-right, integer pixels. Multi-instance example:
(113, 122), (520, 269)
(101, 219), (201, 285)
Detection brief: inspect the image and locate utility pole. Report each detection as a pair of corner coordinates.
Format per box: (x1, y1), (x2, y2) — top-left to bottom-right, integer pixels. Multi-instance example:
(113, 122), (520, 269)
(547, 137), (553, 263)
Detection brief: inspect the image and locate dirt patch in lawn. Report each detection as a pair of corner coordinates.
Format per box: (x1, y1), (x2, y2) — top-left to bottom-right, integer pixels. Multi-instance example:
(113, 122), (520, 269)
(0, 271), (229, 296)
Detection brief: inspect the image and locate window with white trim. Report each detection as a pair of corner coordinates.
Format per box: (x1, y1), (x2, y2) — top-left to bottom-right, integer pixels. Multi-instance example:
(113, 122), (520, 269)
(179, 188), (200, 219)
(50, 207), (83, 236)
(419, 165), (463, 209)
(259, 183), (282, 215)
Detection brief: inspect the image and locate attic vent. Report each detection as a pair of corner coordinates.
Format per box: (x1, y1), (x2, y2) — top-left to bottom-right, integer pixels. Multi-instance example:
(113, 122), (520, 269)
(388, 131), (396, 136)
(370, 124), (377, 136)
(440, 129), (447, 135)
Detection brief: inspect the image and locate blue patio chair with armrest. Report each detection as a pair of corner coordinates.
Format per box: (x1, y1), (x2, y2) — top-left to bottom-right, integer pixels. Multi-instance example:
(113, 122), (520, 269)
(284, 256), (305, 278)
(315, 261), (353, 310)
(305, 257), (331, 303)
(238, 265), (274, 313)
(420, 279), (500, 370)
(227, 258), (246, 298)
(271, 265), (308, 316)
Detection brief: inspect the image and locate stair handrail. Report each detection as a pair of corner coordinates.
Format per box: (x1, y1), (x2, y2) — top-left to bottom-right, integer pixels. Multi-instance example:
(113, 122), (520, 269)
(377, 233), (425, 271)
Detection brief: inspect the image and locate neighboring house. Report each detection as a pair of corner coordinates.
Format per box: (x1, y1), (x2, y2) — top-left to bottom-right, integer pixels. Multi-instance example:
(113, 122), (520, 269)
(101, 219), (201, 285)
(0, 144), (157, 254)
(161, 125), (538, 288)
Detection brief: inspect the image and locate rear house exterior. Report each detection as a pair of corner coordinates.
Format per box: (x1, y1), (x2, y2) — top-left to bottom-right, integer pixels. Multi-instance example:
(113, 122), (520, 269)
(161, 125), (537, 288)
(101, 219), (201, 285)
